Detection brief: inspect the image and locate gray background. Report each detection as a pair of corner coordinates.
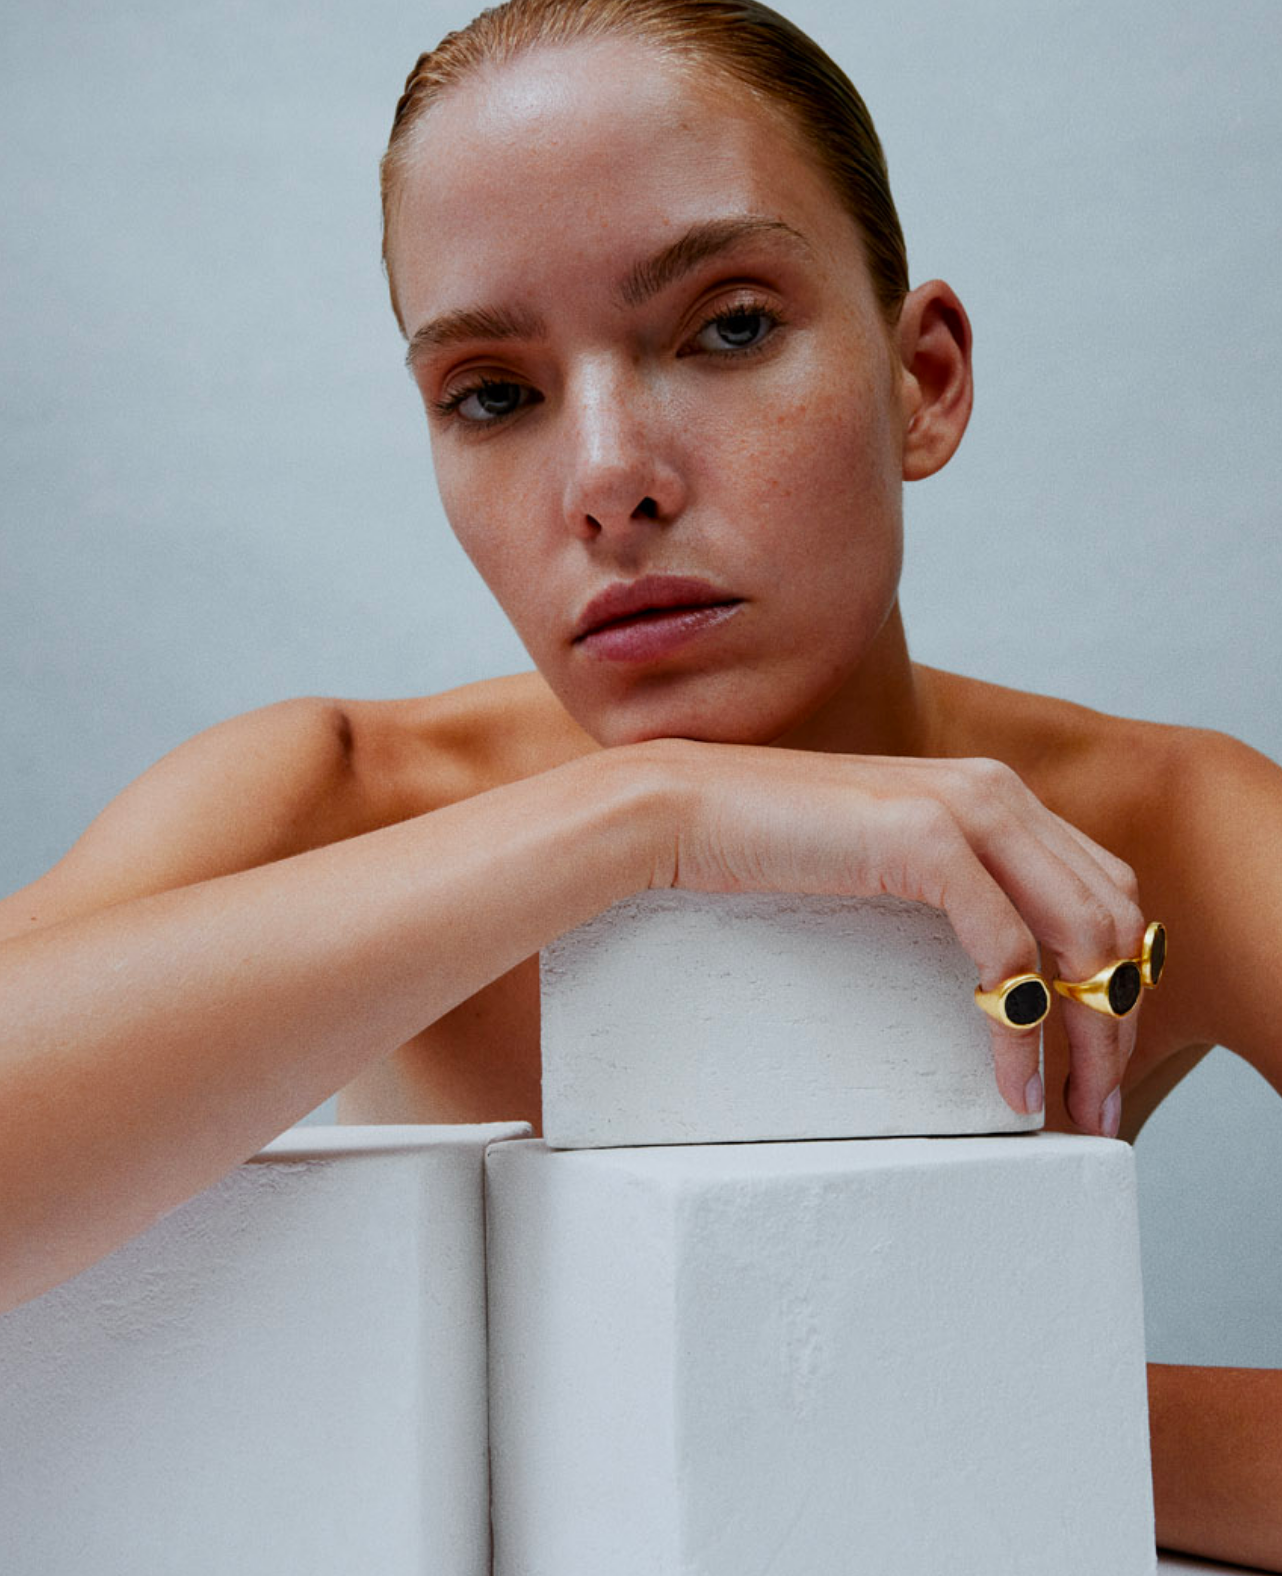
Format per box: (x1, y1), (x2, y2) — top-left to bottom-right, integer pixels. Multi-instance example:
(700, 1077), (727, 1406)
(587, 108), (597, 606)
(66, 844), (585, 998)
(3, 0), (1280, 1365)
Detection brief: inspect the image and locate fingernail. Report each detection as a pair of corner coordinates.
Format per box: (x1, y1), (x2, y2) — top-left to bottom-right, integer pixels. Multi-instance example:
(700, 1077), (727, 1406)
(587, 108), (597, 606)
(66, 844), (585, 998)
(1100, 1087), (1122, 1138)
(1024, 1071), (1044, 1115)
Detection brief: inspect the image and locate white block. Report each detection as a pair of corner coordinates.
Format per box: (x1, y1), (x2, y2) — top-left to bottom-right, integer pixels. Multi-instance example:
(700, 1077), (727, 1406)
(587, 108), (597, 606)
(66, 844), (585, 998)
(540, 891), (1042, 1147)
(0, 1122), (527, 1576)
(486, 1134), (1155, 1576)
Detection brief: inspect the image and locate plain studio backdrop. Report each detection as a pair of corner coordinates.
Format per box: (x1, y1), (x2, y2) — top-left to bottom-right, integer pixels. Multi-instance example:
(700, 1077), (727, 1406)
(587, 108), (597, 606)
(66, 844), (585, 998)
(2, 0), (1280, 1367)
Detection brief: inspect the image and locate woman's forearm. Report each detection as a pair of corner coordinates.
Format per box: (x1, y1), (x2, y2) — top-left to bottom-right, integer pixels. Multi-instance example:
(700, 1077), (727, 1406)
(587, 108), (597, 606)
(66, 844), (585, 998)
(1148, 1362), (1282, 1570)
(0, 748), (661, 1313)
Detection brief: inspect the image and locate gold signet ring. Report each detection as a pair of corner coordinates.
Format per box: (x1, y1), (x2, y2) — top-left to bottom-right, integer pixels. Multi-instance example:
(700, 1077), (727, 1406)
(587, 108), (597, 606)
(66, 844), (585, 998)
(1139, 921), (1167, 989)
(1053, 958), (1143, 1018)
(973, 973), (1051, 1031)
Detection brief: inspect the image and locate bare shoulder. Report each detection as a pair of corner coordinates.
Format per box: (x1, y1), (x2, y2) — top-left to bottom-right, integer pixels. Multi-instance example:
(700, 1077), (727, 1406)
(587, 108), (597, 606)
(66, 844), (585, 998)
(919, 664), (1219, 836)
(1144, 719), (1282, 1093)
(0, 697), (360, 938)
(341, 669), (598, 821)
(0, 672), (595, 941)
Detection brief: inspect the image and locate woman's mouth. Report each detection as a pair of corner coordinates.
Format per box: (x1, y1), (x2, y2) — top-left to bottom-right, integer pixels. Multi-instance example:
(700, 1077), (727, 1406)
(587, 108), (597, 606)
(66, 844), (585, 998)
(571, 575), (744, 662)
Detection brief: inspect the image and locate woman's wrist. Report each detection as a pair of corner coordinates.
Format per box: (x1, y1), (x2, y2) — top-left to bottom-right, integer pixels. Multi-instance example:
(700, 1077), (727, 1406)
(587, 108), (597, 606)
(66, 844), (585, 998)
(589, 737), (697, 896)
(592, 731), (719, 895)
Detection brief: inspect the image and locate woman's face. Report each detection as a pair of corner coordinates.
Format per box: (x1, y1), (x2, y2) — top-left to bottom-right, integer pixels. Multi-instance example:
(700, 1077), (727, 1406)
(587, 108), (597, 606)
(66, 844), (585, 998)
(388, 37), (919, 748)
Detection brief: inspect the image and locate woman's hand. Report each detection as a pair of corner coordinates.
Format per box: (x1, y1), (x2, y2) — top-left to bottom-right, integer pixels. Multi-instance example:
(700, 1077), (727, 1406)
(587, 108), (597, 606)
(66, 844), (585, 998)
(633, 738), (1147, 1137)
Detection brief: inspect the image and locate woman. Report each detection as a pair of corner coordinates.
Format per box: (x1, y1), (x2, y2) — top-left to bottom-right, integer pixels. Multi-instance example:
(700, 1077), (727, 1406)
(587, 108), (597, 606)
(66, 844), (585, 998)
(1, 0), (1279, 1562)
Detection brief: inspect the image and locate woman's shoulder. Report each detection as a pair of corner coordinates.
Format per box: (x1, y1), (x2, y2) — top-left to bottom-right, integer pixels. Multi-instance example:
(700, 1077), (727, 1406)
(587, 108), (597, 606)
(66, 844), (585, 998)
(921, 663), (1251, 790)
(162, 670), (596, 844)
(0, 695), (361, 936)
(0, 675), (593, 938)
(340, 670), (599, 818)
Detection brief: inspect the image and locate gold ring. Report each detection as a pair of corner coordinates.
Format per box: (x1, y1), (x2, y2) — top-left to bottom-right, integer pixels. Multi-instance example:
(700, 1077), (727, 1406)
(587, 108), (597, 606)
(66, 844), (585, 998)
(974, 973), (1051, 1031)
(1053, 958), (1143, 1018)
(1139, 921), (1167, 989)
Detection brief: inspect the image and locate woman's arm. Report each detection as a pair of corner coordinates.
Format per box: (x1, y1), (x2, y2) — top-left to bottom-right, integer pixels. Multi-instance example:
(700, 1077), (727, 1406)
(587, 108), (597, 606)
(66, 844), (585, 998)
(0, 740), (656, 1313)
(0, 728), (1143, 1314)
(1149, 1363), (1282, 1570)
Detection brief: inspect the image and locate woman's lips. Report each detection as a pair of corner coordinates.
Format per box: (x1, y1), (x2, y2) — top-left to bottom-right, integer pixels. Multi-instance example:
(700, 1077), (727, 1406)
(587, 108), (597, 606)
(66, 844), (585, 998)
(571, 574), (744, 662)
(575, 600), (744, 662)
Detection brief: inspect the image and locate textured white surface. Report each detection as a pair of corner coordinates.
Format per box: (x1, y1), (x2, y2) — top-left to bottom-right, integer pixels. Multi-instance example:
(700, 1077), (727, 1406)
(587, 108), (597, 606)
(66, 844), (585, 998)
(486, 1133), (1155, 1576)
(541, 891), (1043, 1147)
(0, 1122), (527, 1576)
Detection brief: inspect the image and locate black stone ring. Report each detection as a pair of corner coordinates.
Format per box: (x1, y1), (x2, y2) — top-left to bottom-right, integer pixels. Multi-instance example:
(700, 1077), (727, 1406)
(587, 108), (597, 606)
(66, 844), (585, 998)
(974, 972), (1051, 1031)
(1053, 958), (1143, 1018)
(1139, 922), (1167, 989)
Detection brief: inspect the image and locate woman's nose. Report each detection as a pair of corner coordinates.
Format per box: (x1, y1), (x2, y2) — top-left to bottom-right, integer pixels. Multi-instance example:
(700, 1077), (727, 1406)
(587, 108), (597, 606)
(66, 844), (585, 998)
(560, 365), (686, 539)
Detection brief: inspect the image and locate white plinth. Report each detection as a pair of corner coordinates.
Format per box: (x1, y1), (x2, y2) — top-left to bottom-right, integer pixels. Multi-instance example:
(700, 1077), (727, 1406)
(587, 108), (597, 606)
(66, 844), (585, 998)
(540, 891), (1042, 1147)
(0, 1123), (527, 1576)
(486, 1133), (1156, 1576)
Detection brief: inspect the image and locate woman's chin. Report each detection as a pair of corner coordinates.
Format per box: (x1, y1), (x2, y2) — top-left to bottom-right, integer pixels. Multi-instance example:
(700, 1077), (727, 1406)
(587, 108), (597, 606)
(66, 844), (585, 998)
(577, 690), (819, 751)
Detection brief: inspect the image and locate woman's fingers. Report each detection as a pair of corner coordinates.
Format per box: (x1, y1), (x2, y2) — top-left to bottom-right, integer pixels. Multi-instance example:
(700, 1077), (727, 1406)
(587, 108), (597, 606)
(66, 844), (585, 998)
(870, 772), (1147, 1134)
(1046, 809), (1143, 903)
(983, 1017), (1045, 1118)
(1052, 993), (1136, 1135)
(927, 762), (1146, 1134)
(868, 798), (1049, 1118)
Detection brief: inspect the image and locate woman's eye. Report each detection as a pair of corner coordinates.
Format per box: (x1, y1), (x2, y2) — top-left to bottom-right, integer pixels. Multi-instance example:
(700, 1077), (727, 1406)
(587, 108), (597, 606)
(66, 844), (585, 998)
(436, 378), (535, 425)
(690, 306), (778, 356)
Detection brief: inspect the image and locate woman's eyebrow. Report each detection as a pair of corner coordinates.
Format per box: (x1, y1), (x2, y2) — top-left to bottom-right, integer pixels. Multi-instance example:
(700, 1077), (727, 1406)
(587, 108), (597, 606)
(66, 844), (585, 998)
(406, 303), (547, 370)
(617, 215), (814, 309)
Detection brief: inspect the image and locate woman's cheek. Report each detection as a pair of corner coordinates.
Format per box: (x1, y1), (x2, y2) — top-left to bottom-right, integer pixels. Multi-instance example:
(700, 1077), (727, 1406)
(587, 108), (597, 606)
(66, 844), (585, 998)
(747, 350), (892, 490)
(435, 459), (521, 586)
(740, 407), (887, 531)
(685, 385), (821, 510)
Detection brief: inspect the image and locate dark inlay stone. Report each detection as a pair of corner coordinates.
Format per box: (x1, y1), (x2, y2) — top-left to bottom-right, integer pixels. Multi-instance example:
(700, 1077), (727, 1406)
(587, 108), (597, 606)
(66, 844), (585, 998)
(1148, 925), (1166, 985)
(1108, 961), (1142, 1015)
(1005, 979), (1049, 1026)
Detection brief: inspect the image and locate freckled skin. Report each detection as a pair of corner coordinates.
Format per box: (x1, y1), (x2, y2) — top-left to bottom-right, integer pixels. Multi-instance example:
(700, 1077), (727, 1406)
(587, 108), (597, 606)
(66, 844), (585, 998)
(388, 39), (918, 753)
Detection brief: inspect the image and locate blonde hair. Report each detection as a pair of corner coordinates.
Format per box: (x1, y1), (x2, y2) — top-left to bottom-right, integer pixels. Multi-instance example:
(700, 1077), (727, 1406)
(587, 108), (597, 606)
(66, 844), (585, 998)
(379, 0), (909, 335)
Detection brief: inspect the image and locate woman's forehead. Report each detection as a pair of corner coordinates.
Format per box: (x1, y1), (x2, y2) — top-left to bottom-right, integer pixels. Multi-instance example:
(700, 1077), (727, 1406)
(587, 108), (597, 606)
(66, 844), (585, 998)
(387, 36), (859, 336)
(403, 34), (768, 166)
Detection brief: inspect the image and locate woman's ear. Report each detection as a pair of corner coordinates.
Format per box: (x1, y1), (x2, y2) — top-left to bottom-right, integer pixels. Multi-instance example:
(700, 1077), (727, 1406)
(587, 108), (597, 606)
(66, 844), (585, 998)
(895, 281), (974, 482)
